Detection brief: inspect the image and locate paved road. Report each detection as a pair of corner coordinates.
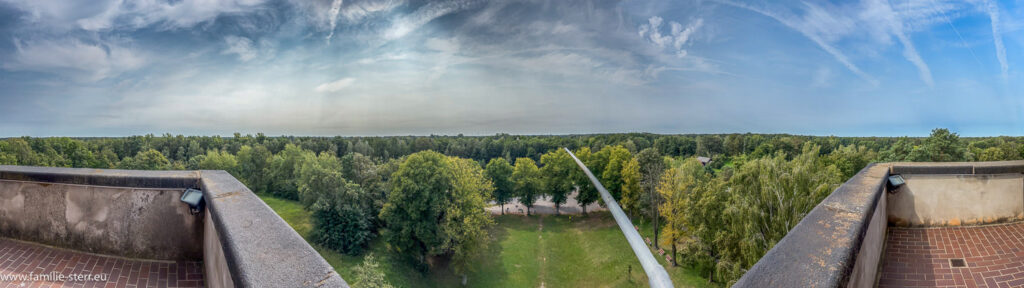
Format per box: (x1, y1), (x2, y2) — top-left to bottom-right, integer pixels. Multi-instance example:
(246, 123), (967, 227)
(486, 190), (607, 215)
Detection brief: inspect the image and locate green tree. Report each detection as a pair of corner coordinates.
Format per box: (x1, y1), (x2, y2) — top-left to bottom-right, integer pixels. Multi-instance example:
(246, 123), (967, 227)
(268, 144), (314, 200)
(978, 146), (1006, 161)
(445, 157), (495, 275)
(724, 147), (842, 274)
(619, 157), (642, 217)
(571, 147), (600, 214)
(237, 145), (273, 193)
(379, 151), (494, 272)
(919, 128), (967, 162)
(353, 253), (394, 288)
(299, 152), (376, 255)
(636, 148), (667, 248)
(684, 175), (732, 282)
(341, 152), (380, 188)
(825, 144), (877, 178)
(696, 135), (724, 157)
(658, 158), (708, 266)
(540, 149), (575, 214)
(485, 158), (515, 214)
(198, 149), (238, 174)
(118, 149), (170, 170)
(512, 157), (542, 215)
(599, 145), (631, 201)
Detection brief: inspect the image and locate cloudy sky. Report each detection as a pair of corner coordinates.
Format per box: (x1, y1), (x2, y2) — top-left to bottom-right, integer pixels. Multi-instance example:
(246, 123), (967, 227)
(0, 0), (1021, 137)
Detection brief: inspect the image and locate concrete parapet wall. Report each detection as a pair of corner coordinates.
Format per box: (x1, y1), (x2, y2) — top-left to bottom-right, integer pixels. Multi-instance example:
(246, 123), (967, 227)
(0, 180), (202, 260)
(0, 165), (347, 287)
(887, 174), (1024, 227)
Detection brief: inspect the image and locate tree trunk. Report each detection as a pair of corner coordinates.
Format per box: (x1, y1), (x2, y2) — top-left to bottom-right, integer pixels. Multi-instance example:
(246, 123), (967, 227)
(500, 203), (504, 215)
(671, 240), (678, 266)
(653, 207), (660, 249)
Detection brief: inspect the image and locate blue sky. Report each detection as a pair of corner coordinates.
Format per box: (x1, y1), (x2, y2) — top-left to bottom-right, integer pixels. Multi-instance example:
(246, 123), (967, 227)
(0, 0), (1021, 137)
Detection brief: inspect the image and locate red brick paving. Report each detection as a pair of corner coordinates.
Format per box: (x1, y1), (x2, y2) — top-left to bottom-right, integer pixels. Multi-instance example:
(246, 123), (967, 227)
(0, 238), (203, 288)
(880, 222), (1024, 288)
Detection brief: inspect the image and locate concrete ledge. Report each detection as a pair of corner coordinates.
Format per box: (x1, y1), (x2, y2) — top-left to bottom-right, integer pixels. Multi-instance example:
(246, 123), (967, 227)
(889, 161), (1024, 175)
(0, 165), (200, 189)
(200, 171), (347, 287)
(733, 163), (889, 287)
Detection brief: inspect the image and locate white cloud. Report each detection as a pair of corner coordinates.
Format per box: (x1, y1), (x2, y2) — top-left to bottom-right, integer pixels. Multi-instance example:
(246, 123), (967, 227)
(315, 77), (356, 92)
(981, 0), (1008, 79)
(717, 0), (878, 85)
(5, 0), (269, 31)
(861, 0), (933, 86)
(4, 37), (144, 82)
(325, 0), (344, 43)
(223, 36), (258, 61)
(639, 16), (703, 58)
(385, 0), (477, 40)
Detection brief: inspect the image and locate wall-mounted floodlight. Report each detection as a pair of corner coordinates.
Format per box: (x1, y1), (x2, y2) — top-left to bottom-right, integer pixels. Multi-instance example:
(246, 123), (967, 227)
(180, 188), (204, 215)
(888, 175), (906, 191)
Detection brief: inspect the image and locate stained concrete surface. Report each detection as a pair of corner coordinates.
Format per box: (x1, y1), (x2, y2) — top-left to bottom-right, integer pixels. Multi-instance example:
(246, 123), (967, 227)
(0, 180), (202, 261)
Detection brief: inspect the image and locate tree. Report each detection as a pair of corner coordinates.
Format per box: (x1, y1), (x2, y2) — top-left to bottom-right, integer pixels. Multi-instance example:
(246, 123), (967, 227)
(599, 145), (631, 202)
(571, 147), (600, 214)
(268, 144), (313, 200)
(198, 149), (238, 174)
(540, 149), (575, 214)
(118, 149), (170, 170)
(636, 148), (667, 248)
(825, 144), (877, 178)
(511, 157), (542, 215)
(445, 157), (495, 276)
(379, 151), (493, 272)
(353, 253), (394, 288)
(696, 135), (724, 157)
(919, 128), (967, 162)
(683, 175), (732, 282)
(724, 146), (842, 274)
(619, 157), (642, 217)
(341, 152), (380, 188)
(484, 158), (514, 214)
(658, 158), (708, 266)
(978, 146), (1006, 161)
(299, 152), (376, 255)
(237, 145), (273, 193)
(724, 134), (745, 156)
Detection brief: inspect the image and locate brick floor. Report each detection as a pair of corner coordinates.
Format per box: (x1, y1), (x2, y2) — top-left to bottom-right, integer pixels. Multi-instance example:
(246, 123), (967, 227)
(0, 238), (203, 288)
(880, 222), (1024, 288)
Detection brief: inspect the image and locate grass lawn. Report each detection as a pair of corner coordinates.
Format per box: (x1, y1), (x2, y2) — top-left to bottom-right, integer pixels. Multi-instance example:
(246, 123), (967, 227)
(258, 194), (717, 287)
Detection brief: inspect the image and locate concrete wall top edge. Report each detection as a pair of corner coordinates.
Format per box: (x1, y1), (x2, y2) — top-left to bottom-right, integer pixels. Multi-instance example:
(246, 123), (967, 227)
(733, 163), (890, 287)
(0, 165), (201, 189)
(890, 161), (1024, 175)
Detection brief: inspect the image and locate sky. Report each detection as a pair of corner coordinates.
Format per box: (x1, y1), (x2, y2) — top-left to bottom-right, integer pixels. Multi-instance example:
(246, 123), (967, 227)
(0, 0), (1022, 137)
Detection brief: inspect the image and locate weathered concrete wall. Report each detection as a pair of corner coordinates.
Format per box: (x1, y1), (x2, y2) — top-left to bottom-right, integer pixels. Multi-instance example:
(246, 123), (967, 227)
(847, 191), (886, 288)
(0, 180), (203, 260)
(204, 208), (234, 288)
(887, 174), (1024, 226)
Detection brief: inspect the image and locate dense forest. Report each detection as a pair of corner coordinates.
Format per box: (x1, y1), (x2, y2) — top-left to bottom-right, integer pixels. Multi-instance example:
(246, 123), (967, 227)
(1, 129), (1020, 285)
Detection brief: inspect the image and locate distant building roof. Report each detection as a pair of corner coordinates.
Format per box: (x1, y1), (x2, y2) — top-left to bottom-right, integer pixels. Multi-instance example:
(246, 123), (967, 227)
(696, 156), (712, 165)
